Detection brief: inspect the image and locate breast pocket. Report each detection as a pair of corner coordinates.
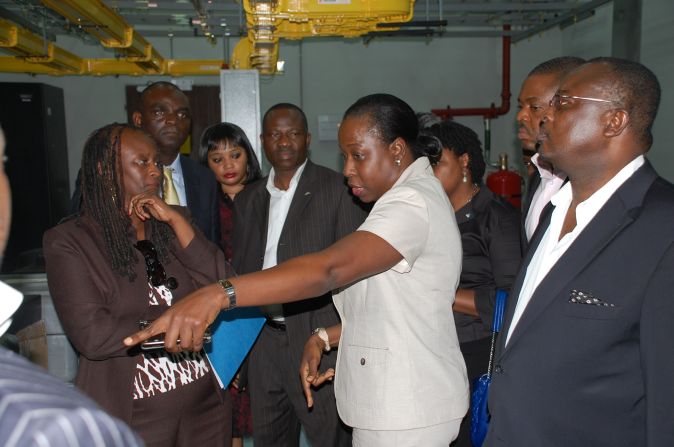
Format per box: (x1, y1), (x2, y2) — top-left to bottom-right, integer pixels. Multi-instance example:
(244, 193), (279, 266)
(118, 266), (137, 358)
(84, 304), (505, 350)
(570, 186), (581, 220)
(344, 345), (391, 406)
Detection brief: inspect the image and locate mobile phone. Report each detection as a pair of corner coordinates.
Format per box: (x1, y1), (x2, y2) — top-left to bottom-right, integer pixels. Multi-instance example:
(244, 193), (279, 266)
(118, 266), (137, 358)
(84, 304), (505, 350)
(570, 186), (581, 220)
(138, 320), (212, 350)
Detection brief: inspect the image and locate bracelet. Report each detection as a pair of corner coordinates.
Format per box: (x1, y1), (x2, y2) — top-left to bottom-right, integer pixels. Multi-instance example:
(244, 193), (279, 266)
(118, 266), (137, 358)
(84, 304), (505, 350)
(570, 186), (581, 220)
(312, 327), (331, 352)
(217, 279), (237, 310)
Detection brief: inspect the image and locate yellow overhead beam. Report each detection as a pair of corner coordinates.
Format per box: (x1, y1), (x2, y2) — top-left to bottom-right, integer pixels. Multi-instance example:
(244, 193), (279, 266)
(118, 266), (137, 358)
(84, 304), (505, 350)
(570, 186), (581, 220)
(0, 17), (83, 73)
(0, 55), (227, 77)
(84, 59), (226, 76)
(41, 0), (164, 71)
(0, 57), (62, 75)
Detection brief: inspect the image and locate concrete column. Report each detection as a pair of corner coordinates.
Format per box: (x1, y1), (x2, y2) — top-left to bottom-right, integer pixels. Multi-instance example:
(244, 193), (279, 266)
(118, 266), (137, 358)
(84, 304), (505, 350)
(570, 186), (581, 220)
(612, 0), (642, 61)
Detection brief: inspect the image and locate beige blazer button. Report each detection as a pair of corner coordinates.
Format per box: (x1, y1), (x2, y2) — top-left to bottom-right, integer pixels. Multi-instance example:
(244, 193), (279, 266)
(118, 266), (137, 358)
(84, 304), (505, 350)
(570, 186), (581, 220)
(360, 358), (366, 365)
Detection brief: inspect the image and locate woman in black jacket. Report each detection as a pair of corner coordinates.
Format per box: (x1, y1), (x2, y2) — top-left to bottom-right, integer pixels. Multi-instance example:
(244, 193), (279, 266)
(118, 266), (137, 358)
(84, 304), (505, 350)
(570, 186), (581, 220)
(425, 120), (522, 446)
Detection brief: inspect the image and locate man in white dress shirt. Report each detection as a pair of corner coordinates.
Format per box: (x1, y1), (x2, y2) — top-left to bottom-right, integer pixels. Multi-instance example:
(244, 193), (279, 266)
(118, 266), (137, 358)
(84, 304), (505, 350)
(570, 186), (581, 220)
(485, 58), (674, 446)
(517, 57), (584, 251)
(231, 103), (366, 447)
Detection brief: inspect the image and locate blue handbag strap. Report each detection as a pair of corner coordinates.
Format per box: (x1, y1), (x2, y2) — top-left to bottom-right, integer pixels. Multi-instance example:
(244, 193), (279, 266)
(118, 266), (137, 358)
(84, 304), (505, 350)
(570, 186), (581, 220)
(486, 289), (508, 377)
(491, 289), (508, 333)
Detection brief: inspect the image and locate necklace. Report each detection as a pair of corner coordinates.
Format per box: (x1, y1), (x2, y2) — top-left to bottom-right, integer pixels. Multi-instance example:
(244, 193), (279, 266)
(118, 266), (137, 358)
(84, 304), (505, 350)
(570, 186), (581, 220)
(460, 184), (480, 219)
(466, 183), (480, 205)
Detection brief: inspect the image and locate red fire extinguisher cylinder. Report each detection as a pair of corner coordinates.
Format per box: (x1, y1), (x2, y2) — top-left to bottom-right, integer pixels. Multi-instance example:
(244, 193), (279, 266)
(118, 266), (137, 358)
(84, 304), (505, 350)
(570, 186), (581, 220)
(487, 152), (522, 209)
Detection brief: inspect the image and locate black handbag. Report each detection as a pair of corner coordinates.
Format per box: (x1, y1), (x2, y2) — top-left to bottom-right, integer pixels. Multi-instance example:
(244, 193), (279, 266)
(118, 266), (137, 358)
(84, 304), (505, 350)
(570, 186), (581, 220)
(470, 289), (507, 447)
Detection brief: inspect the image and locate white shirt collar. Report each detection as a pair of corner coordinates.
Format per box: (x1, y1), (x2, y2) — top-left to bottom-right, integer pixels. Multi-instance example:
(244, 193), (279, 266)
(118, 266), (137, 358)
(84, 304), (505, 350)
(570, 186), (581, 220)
(266, 159), (308, 196)
(531, 153), (566, 182)
(550, 155), (645, 230)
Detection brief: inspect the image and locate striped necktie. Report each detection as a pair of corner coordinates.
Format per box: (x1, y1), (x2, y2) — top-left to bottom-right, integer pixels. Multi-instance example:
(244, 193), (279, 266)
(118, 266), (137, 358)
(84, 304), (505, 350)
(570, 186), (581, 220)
(162, 167), (180, 205)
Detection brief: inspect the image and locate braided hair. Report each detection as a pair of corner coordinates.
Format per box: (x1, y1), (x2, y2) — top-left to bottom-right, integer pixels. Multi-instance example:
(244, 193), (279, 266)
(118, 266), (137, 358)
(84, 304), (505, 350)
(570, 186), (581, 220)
(80, 123), (174, 281)
(424, 120), (486, 184)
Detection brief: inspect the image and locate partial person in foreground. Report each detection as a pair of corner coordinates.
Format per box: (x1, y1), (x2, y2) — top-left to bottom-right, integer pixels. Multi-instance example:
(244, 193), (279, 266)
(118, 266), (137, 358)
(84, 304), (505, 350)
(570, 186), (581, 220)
(0, 126), (143, 447)
(125, 93), (469, 446)
(486, 58), (674, 446)
(44, 124), (232, 446)
(424, 120), (521, 446)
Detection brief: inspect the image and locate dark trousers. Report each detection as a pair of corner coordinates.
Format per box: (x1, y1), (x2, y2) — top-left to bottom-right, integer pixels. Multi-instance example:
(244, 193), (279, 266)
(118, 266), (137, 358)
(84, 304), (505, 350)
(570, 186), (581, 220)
(131, 373), (232, 447)
(248, 324), (351, 447)
(452, 336), (492, 447)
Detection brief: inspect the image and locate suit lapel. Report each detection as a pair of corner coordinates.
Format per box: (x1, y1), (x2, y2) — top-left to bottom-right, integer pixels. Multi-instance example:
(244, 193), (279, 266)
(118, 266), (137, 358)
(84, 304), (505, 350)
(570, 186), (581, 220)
(282, 161), (316, 232)
(252, 182), (270, 258)
(180, 155), (197, 207)
(501, 161), (658, 355)
(522, 170), (541, 219)
(499, 201), (552, 352)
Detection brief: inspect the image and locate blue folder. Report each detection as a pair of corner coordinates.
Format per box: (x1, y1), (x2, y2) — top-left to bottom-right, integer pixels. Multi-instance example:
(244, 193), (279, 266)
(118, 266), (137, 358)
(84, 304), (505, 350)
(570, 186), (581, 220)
(205, 307), (265, 387)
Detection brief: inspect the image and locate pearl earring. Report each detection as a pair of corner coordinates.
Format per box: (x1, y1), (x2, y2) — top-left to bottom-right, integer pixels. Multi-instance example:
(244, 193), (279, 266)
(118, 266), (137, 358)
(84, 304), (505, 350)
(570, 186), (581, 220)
(395, 159), (401, 166)
(462, 169), (468, 183)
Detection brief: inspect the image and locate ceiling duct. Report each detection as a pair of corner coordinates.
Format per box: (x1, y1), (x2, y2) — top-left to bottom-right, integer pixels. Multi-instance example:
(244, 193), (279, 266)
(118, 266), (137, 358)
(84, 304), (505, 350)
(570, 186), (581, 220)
(40, 0), (165, 72)
(0, 0), (226, 76)
(0, 16), (82, 74)
(232, 0), (415, 74)
(0, 0), (613, 76)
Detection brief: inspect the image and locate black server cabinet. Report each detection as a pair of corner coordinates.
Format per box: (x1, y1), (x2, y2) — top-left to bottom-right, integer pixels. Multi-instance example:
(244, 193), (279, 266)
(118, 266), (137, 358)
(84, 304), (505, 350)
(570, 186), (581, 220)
(0, 82), (70, 273)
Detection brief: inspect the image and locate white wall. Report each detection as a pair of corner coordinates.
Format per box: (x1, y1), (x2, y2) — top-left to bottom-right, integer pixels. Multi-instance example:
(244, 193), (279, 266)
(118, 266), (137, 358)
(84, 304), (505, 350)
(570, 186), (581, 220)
(1, 0), (673, 191)
(641, 0), (674, 179)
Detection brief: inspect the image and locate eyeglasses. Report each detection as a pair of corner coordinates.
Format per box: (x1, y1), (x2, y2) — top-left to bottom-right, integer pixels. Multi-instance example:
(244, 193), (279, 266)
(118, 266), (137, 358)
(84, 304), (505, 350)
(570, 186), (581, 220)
(134, 240), (178, 290)
(549, 94), (619, 110)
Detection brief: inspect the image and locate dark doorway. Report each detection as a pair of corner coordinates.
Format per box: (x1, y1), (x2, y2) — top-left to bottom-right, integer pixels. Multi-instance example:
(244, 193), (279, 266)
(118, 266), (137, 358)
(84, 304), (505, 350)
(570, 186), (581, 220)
(0, 82), (70, 273)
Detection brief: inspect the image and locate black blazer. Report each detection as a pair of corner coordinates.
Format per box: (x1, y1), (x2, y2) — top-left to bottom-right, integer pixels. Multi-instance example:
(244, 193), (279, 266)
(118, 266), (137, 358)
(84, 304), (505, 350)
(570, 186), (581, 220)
(231, 160), (368, 369)
(520, 170), (540, 255)
(179, 155), (220, 244)
(454, 187), (521, 343)
(69, 155), (219, 244)
(485, 161), (674, 447)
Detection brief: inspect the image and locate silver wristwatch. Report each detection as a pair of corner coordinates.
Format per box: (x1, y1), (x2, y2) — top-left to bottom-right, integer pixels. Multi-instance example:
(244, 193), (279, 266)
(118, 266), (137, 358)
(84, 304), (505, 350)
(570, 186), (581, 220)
(312, 327), (331, 352)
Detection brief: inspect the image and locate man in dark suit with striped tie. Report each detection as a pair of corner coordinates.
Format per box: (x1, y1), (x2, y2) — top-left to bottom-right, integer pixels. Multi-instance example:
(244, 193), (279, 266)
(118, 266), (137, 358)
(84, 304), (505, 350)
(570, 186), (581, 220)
(131, 81), (220, 243)
(0, 126), (142, 447)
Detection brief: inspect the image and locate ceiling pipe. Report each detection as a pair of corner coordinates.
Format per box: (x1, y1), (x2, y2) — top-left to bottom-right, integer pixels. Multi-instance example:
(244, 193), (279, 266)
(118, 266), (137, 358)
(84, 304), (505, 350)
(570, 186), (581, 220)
(431, 25), (511, 163)
(431, 24), (511, 120)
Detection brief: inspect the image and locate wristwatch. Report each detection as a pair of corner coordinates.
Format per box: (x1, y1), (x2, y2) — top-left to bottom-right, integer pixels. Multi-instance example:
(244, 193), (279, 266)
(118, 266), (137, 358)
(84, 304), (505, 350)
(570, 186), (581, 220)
(217, 279), (237, 310)
(312, 327), (331, 352)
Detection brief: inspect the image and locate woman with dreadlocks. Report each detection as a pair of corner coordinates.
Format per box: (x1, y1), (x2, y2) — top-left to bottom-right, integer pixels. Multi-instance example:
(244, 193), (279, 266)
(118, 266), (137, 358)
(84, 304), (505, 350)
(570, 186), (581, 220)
(424, 119), (522, 446)
(43, 123), (233, 446)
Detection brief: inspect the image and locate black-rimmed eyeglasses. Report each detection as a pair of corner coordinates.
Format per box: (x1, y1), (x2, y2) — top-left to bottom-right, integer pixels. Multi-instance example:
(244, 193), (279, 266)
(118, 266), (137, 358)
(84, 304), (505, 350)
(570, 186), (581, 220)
(549, 94), (619, 110)
(134, 240), (178, 290)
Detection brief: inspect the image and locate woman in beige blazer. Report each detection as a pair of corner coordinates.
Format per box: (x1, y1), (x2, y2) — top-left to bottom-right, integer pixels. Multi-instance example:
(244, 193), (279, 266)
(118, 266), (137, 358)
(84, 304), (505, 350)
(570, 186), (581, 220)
(126, 95), (469, 446)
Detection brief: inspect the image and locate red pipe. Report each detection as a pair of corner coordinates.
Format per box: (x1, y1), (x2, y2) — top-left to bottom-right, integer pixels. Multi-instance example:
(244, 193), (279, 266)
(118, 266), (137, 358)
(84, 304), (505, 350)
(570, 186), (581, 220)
(431, 25), (511, 120)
